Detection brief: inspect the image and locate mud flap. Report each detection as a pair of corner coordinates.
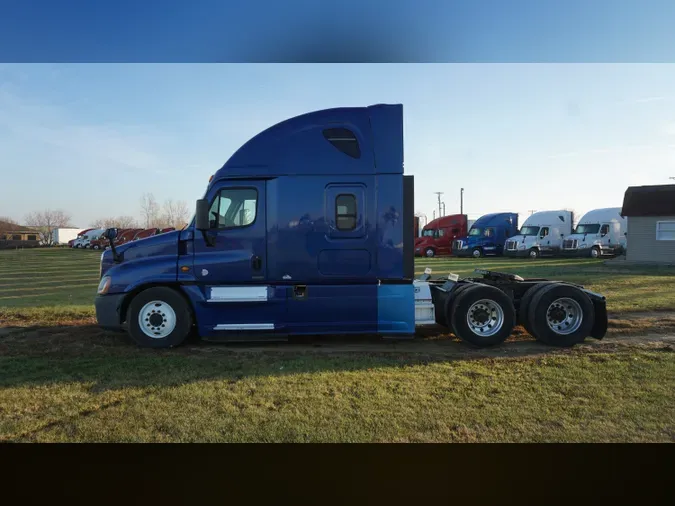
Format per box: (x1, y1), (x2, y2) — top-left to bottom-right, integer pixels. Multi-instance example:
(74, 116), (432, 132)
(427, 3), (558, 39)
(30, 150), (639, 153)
(588, 294), (608, 339)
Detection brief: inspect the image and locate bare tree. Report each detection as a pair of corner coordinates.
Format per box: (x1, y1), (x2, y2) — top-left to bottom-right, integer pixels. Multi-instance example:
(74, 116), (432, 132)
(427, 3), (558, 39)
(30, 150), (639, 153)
(161, 199), (190, 229)
(25, 209), (73, 245)
(140, 193), (160, 228)
(91, 216), (138, 229)
(0, 216), (19, 238)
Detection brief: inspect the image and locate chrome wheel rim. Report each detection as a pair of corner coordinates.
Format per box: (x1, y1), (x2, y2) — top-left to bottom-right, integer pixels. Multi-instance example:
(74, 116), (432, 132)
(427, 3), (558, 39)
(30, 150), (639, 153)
(591, 248), (599, 258)
(466, 299), (504, 337)
(426, 249), (434, 257)
(138, 300), (177, 339)
(529, 250), (538, 258)
(472, 249), (481, 258)
(546, 297), (583, 335)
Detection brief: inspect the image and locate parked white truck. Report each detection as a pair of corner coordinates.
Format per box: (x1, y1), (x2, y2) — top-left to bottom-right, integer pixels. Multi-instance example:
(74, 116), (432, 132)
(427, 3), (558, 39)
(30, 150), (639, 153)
(73, 228), (106, 249)
(561, 207), (627, 258)
(504, 210), (574, 259)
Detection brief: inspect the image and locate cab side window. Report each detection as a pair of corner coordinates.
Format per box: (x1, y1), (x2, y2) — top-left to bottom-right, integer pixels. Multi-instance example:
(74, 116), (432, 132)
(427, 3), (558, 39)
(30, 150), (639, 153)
(484, 228), (495, 238)
(600, 224), (610, 236)
(540, 227), (549, 238)
(208, 188), (258, 229)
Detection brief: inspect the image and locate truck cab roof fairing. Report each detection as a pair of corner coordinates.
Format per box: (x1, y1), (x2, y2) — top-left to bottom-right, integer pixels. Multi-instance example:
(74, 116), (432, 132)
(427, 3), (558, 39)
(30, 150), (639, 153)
(211, 104), (403, 181)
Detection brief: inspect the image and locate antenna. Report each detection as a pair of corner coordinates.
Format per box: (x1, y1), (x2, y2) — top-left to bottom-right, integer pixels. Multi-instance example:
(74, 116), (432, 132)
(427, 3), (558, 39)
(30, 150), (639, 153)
(434, 192), (444, 218)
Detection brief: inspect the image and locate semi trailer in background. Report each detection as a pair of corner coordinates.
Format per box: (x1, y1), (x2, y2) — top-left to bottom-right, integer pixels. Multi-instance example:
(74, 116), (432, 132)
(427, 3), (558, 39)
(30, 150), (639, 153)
(452, 212), (519, 258)
(561, 207), (627, 258)
(94, 103), (608, 350)
(504, 210), (574, 259)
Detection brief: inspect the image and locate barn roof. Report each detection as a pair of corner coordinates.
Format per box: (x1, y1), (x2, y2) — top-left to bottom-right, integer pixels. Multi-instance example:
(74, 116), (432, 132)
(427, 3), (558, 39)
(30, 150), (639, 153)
(621, 184), (675, 217)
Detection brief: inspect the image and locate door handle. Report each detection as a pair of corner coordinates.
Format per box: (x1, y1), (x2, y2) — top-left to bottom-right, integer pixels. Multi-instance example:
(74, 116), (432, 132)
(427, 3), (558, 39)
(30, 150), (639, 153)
(251, 255), (262, 271)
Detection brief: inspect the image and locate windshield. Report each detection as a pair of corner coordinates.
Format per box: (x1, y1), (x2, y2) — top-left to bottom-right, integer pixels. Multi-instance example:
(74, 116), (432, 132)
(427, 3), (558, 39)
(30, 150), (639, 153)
(468, 227), (482, 236)
(575, 223), (600, 234)
(519, 226), (540, 236)
(422, 229), (436, 237)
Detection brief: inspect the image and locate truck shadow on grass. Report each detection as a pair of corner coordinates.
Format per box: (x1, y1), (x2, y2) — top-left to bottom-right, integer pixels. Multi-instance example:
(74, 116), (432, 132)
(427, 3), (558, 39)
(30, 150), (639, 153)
(1, 320), (673, 394)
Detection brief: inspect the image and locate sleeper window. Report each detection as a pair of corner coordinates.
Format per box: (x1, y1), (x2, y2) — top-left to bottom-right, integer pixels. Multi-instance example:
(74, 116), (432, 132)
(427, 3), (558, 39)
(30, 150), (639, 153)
(323, 128), (361, 159)
(208, 188), (258, 229)
(336, 194), (357, 231)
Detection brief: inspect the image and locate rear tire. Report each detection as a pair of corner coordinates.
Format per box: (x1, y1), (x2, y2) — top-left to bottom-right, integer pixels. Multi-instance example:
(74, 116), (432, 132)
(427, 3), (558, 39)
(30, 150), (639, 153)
(517, 282), (553, 337)
(450, 284), (515, 347)
(441, 283), (476, 333)
(527, 284), (595, 347)
(127, 287), (193, 349)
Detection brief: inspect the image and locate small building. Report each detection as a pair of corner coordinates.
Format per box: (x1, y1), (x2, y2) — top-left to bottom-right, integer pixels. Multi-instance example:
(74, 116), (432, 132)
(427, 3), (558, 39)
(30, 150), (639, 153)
(620, 184), (675, 265)
(0, 220), (41, 249)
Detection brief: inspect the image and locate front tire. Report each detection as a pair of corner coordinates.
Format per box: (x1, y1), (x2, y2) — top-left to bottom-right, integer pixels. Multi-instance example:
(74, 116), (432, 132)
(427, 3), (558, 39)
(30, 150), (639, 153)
(590, 246), (601, 259)
(127, 287), (193, 349)
(527, 284), (595, 347)
(425, 248), (435, 258)
(93, 244), (100, 250)
(528, 248), (540, 259)
(450, 284), (515, 347)
(471, 248), (483, 259)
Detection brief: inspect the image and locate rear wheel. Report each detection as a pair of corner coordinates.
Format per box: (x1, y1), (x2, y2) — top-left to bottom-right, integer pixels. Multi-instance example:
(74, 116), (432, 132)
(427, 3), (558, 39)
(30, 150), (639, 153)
(449, 284), (515, 347)
(527, 284), (595, 347)
(517, 282), (553, 337)
(127, 287), (193, 349)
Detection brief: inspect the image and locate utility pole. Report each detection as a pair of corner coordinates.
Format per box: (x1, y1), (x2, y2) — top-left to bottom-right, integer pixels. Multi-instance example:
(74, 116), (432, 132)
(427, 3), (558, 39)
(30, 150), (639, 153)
(434, 192), (444, 219)
(460, 188), (464, 215)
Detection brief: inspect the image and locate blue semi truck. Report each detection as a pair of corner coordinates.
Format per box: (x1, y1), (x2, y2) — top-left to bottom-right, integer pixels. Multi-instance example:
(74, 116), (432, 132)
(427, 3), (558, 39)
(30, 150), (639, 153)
(95, 104), (608, 349)
(452, 212), (519, 258)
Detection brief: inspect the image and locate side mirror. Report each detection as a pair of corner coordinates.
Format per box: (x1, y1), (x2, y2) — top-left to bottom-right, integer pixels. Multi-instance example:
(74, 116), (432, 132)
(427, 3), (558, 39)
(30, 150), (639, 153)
(104, 228), (118, 240)
(195, 199), (210, 231)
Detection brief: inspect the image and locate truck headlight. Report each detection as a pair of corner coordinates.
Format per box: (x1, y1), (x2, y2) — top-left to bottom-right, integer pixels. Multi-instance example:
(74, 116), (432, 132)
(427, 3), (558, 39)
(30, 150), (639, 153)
(97, 276), (111, 295)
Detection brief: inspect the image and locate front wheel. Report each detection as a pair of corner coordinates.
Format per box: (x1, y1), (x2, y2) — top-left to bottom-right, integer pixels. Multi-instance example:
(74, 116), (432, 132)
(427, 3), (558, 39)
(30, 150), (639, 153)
(92, 244), (100, 250)
(449, 284), (515, 347)
(590, 246), (601, 258)
(471, 248), (483, 259)
(425, 248), (435, 258)
(127, 287), (193, 348)
(528, 248), (540, 259)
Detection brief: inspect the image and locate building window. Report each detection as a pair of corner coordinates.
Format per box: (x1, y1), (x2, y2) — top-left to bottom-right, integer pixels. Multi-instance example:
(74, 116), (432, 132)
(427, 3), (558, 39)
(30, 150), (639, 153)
(335, 194), (357, 231)
(323, 128), (361, 159)
(656, 221), (675, 241)
(27, 235), (37, 241)
(208, 188), (258, 229)
(12, 235), (21, 241)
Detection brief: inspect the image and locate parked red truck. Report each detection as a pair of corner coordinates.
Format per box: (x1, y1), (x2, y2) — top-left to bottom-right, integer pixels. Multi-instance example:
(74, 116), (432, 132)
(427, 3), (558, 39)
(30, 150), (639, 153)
(414, 214), (469, 257)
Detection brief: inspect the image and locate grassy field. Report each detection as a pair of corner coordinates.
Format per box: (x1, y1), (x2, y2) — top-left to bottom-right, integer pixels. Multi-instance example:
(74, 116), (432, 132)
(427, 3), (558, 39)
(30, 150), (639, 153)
(1, 248), (674, 442)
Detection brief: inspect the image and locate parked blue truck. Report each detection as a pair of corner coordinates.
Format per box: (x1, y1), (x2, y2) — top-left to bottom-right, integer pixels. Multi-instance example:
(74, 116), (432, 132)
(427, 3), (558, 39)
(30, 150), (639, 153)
(451, 212), (519, 258)
(95, 104), (607, 349)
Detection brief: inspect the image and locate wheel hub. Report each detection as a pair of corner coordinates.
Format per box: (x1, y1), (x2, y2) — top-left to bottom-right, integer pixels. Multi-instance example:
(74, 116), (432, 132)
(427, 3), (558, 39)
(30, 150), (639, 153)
(466, 299), (505, 337)
(546, 297), (583, 335)
(138, 300), (177, 339)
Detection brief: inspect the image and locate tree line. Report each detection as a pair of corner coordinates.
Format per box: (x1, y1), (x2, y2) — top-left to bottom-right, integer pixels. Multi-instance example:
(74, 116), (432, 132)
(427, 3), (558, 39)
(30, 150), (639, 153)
(1, 193), (190, 245)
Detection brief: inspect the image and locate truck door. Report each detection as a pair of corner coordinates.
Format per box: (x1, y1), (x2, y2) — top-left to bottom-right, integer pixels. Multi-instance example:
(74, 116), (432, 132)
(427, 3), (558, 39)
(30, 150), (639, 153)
(600, 223), (611, 247)
(191, 180), (286, 333)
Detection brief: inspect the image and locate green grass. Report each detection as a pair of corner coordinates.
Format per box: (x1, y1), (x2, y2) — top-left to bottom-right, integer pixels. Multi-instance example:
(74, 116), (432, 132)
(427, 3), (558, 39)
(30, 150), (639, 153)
(1, 340), (673, 442)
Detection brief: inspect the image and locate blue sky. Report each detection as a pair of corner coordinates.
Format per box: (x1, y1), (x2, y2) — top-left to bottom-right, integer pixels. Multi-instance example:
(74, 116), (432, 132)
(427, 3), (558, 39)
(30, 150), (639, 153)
(1, 64), (675, 227)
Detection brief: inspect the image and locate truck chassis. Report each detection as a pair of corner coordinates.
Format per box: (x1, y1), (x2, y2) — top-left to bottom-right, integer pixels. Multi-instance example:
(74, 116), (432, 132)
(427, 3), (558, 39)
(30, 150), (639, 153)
(413, 268), (608, 348)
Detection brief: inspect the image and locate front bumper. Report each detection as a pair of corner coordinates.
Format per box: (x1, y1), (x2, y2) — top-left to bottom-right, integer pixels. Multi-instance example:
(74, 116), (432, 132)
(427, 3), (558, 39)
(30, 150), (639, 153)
(504, 249), (530, 258)
(95, 293), (126, 331)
